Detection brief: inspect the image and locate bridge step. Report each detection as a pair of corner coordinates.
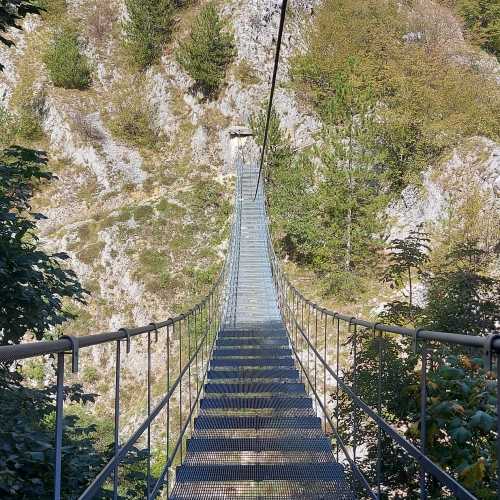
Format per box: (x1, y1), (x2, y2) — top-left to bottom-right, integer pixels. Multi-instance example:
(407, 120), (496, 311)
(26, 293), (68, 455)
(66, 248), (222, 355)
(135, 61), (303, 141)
(210, 358), (295, 367)
(169, 481), (353, 499)
(194, 416), (322, 430)
(185, 437), (333, 453)
(200, 397), (313, 411)
(175, 463), (348, 482)
(207, 368), (300, 380)
(204, 382), (305, 394)
(212, 347), (292, 357)
(216, 338), (289, 347)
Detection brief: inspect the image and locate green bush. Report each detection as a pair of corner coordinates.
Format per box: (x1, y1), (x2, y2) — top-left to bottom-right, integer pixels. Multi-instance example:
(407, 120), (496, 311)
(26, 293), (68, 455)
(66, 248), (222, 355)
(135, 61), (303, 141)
(176, 2), (235, 96)
(123, 0), (174, 69)
(44, 26), (92, 89)
(106, 78), (159, 148)
(457, 0), (500, 59)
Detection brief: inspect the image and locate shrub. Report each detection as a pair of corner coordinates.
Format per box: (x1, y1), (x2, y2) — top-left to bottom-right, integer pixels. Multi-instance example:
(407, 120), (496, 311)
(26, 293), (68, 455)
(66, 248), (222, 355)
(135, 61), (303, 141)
(106, 78), (159, 148)
(123, 0), (174, 69)
(16, 108), (44, 141)
(457, 0), (500, 59)
(176, 2), (235, 96)
(44, 26), (92, 89)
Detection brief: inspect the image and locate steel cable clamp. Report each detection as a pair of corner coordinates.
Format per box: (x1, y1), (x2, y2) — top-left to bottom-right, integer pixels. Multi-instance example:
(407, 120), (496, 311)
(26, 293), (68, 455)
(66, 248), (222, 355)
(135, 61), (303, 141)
(149, 322), (159, 343)
(483, 332), (500, 371)
(61, 335), (80, 373)
(119, 328), (131, 354)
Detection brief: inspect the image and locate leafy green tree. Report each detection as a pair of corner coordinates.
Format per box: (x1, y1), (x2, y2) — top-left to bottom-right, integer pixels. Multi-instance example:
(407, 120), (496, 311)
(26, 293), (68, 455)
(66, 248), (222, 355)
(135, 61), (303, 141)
(250, 106), (322, 265)
(123, 0), (174, 69)
(383, 226), (430, 306)
(176, 2), (235, 96)
(458, 0), (500, 59)
(0, 369), (107, 498)
(250, 106), (293, 185)
(44, 26), (92, 89)
(340, 239), (499, 498)
(0, 1), (42, 69)
(0, 146), (86, 346)
(424, 240), (499, 336)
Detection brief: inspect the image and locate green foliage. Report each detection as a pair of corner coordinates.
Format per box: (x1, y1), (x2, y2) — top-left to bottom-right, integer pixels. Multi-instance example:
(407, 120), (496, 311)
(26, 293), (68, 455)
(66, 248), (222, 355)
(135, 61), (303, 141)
(0, 105), (43, 146)
(233, 59), (260, 85)
(424, 241), (500, 336)
(44, 26), (92, 89)
(123, 0), (174, 69)
(0, 146), (87, 345)
(362, 237), (499, 497)
(0, 370), (105, 498)
(0, 1), (42, 69)
(106, 77), (159, 148)
(313, 63), (387, 298)
(383, 225), (430, 309)
(457, 0), (500, 59)
(292, 0), (500, 192)
(176, 2), (235, 96)
(250, 106), (293, 183)
(34, 0), (66, 20)
(425, 355), (497, 497)
(0, 106), (18, 146)
(262, 68), (387, 299)
(136, 248), (174, 292)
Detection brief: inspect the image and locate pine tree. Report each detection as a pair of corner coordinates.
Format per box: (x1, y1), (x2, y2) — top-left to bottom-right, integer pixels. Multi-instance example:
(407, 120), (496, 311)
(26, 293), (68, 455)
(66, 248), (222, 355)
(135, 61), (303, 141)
(176, 2), (235, 96)
(44, 26), (92, 89)
(124, 0), (174, 69)
(316, 59), (386, 297)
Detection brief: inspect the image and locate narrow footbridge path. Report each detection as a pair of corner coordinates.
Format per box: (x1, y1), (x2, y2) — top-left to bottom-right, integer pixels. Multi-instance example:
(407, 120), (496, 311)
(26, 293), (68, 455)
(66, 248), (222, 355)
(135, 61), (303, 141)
(170, 163), (353, 498)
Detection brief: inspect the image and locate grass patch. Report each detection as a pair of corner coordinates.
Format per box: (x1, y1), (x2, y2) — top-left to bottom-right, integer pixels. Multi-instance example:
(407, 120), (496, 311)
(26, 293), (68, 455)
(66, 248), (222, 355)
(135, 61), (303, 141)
(78, 241), (105, 265)
(233, 59), (260, 85)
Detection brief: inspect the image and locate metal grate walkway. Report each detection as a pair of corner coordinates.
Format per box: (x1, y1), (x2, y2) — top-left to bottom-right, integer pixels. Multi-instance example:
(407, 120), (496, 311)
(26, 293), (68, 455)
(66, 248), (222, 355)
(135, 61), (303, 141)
(170, 163), (354, 499)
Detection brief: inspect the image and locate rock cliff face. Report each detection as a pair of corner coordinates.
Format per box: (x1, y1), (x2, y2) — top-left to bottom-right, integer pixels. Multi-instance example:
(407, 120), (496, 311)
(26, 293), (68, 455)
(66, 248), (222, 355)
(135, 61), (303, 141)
(0, 0), (319, 429)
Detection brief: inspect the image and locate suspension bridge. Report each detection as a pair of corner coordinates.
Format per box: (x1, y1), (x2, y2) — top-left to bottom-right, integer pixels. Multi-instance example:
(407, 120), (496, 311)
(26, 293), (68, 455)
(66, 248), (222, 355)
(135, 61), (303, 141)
(1, 1), (499, 498)
(1, 158), (499, 499)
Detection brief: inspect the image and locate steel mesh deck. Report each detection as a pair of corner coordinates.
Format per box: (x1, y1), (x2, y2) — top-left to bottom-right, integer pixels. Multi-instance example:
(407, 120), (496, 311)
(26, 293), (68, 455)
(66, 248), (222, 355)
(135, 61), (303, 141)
(170, 164), (354, 499)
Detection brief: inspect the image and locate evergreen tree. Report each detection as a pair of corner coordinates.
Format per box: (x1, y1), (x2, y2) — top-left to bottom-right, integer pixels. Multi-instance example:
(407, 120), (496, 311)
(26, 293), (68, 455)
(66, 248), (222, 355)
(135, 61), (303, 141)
(424, 240), (499, 336)
(44, 26), (92, 89)
(458, 0), (500, 59)
(250, 106), (293, 184)
(316, 60), (387, 298)
(124, 0), (174, 69)
(176, 2), (235, 96)
(384, 225), (430, 307)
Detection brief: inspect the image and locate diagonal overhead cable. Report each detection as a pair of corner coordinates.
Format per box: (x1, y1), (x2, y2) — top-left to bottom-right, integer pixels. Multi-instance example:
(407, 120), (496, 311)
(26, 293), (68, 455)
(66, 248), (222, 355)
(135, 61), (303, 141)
(253, 0), (289, 201)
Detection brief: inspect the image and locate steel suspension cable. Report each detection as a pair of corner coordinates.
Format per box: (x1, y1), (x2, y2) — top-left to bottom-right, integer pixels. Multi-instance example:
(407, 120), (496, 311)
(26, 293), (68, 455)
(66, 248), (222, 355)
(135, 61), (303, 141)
(253, 0), (289, 200)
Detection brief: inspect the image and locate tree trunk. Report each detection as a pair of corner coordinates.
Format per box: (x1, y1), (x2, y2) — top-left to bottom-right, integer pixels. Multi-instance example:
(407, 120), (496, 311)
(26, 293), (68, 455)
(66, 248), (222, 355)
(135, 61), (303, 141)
(408, 266), (412, 308)
(345, 114), (354, 272)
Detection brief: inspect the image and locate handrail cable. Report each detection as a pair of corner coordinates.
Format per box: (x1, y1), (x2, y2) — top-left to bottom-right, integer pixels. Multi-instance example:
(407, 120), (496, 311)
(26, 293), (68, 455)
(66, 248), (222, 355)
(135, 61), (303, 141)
(253, 0), (289, 201)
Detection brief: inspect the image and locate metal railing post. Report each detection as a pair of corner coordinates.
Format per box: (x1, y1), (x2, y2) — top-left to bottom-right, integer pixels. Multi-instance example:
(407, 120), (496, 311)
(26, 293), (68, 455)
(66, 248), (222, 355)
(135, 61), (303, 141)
(113, 339), (121, 500)
(419, 342), (428, 500)
(54, 352), (65, 500)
